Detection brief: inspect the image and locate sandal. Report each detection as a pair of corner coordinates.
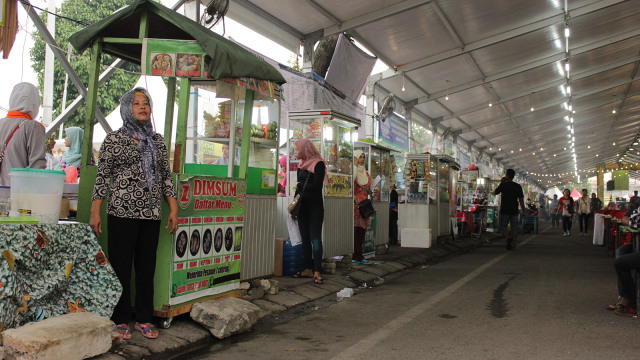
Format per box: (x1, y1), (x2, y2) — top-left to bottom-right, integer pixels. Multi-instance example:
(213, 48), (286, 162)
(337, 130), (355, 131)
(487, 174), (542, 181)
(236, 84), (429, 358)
(135, 322), (158, 339)
(607, 302), (626, 311)
(114, 324), (131, 340)
(314, 276), (323, 285)
(292, 272), (313, 278)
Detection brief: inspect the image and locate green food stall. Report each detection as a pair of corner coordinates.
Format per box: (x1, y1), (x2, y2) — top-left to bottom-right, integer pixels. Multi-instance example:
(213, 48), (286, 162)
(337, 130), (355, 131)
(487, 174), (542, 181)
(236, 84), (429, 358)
(68, 0), (284, 327)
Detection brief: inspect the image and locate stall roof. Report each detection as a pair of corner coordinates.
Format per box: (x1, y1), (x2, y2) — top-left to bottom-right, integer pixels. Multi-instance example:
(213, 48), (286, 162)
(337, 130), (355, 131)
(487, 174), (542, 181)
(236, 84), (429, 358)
(68, 0), (285, 83)
(225, 0), (640, 188)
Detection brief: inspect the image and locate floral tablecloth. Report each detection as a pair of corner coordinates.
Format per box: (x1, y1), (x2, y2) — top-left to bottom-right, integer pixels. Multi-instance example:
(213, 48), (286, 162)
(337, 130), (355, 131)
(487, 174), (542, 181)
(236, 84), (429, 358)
(0, 223), (122, 332)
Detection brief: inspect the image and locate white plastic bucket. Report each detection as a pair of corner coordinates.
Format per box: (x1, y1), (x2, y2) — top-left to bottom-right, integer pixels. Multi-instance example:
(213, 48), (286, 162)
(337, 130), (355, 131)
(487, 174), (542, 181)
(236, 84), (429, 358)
(10, 168), (65, 224)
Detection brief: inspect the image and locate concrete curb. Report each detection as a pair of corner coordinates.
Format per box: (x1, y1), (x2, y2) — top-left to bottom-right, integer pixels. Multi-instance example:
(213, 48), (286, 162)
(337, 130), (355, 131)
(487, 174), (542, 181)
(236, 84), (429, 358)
(90, 236), (497, 359)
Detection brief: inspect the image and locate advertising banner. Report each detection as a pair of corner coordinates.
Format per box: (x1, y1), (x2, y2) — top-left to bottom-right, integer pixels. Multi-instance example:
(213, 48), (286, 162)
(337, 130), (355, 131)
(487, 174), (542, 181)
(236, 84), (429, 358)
(613, 170), (629, 191)
(170, 176), (246, 304)
(378, 113), (409, 152)
(363, 213), (377, 258)
(326, 173), (352, 197)
(142, 39), (206, 78)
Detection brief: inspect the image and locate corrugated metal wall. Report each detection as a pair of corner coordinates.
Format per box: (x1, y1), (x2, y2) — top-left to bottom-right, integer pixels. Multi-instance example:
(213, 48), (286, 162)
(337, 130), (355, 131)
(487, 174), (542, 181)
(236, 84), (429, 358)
(323, 197), (353, 257)
(240, 195), (276, 280)
(274, 196), (353, 260)
(374, 202), (389, 246)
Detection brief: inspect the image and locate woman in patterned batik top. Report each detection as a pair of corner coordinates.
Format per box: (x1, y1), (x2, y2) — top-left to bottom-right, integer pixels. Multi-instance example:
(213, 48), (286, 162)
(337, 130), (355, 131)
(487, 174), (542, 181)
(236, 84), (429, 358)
(90, 87), (178, 340)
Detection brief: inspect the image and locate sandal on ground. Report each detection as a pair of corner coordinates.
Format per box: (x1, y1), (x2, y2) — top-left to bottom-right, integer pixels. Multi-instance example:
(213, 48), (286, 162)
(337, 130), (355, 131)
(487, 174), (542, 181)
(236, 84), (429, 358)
(614, 306), (637, 317)
(607, 302), (625, 311)
(314, 276), (324, 285)
(135, 322), (158, 339)
(114, 324), (131, 340)
(292, 272), (313, 278)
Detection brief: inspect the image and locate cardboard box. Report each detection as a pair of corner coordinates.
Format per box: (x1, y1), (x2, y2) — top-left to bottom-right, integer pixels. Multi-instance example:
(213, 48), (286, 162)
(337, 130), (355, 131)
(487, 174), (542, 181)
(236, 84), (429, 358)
(274, 238), (284, 276)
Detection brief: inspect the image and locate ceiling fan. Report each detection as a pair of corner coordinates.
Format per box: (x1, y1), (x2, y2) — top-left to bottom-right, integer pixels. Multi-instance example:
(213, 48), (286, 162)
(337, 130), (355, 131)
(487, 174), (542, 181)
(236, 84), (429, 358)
(377, 93), (395, 122)
(201, 0), (229, 30)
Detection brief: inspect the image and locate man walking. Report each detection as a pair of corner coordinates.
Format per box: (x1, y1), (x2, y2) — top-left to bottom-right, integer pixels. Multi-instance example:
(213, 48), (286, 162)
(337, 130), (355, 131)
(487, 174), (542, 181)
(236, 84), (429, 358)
(494, 169), (526, 250)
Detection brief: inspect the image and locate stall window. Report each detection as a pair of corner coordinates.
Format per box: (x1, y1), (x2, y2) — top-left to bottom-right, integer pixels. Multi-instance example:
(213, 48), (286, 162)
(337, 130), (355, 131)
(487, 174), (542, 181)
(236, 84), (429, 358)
(234, 98), (280, 169)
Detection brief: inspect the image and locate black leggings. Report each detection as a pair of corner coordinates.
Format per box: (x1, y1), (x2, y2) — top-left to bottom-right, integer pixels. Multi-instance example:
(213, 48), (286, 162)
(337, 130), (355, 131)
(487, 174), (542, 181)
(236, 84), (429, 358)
(615, 252), (640, 308)
(562, 215), (572, 232)
(579, 214), (589, 233)
(107, 215), (161, 325)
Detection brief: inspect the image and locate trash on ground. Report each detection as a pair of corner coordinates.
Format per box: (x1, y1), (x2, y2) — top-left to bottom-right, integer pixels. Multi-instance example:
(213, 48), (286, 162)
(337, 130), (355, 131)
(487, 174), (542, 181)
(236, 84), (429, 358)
(336, 288), (354, 299)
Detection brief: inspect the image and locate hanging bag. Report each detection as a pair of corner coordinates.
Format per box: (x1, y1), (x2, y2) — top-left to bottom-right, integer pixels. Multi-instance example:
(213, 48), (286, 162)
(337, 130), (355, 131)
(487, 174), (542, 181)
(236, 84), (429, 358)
(355, 185), (375, 219)
(288, 173), (311, 217)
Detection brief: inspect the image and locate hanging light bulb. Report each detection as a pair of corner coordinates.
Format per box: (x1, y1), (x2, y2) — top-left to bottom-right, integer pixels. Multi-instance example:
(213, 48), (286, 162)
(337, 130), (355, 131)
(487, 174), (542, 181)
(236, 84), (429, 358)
(402, 73), (406, 92)
(564, 25), (570, 38)
(612, 107), (616, 114)
(565, 60), (570, 72)
(530, 93), (534, 112)
(445, 80), (449, 100)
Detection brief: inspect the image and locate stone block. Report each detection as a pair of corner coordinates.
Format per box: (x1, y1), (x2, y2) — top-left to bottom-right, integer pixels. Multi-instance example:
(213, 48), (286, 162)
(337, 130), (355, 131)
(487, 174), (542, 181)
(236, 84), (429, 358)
(321, 262), (336, 274)
(268, 280), (279, 294)
(190, 298), (261, 340)
(386, 261), (409, 270)
(259, 279), (271, 291)
(321, 275), (358, 287)
(348, 270), (377, 284)
(252, 299), (287, 312)
(2, 312), (113, 360)
(377, 263), (401, 273)
(291, 284), (332, 300)
(359, 266), (389, 277)
(248, 287), (265, 300)
(264, 291), (309, 308)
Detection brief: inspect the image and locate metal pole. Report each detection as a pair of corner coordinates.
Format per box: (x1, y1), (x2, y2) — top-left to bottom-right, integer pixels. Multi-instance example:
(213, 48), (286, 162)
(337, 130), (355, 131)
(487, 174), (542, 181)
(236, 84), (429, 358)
(42, 0), (56, 126)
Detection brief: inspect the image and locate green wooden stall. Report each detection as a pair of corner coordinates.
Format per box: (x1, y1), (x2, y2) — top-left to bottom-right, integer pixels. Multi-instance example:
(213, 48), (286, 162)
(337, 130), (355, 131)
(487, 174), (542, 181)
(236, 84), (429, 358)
(68, 0), (284, 327)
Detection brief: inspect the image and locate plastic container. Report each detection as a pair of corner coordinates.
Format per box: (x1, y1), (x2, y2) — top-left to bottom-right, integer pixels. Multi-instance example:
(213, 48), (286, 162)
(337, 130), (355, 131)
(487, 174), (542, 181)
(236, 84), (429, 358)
(282, 239), (304, 276)
(10, 168), (65, 224)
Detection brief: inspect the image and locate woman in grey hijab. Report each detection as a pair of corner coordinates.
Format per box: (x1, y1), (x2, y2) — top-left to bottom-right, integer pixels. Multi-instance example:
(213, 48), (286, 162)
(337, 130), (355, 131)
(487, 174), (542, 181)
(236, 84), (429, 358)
(90, 87), (178, 340)
(0, 82), (46, 186)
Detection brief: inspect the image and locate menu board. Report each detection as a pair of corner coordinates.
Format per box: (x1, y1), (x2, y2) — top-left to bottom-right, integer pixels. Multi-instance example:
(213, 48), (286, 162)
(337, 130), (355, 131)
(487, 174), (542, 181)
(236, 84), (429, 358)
(170, 176), (246, 304)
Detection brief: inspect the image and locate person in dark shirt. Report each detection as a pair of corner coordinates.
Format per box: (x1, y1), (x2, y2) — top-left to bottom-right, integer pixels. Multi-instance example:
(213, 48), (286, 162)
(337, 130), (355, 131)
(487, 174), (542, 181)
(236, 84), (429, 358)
(292, 138), (327, 285)
(494, 169), (525, 250)
(609, 201), (640, 316)
(389, 184), (399, 245)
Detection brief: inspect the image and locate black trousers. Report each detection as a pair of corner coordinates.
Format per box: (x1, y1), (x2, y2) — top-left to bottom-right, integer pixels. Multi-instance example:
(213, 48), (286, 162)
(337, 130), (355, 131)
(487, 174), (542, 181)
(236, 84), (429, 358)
(578, 214), (589, 233)
(108, 215), (161, 325)
(562, 215), (573, 232)
(615, 252), (640, 308)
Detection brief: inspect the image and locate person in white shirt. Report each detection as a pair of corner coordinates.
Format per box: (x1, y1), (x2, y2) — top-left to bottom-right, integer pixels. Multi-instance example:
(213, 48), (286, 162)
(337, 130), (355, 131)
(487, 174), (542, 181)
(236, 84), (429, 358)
(577, 188), (592, 236)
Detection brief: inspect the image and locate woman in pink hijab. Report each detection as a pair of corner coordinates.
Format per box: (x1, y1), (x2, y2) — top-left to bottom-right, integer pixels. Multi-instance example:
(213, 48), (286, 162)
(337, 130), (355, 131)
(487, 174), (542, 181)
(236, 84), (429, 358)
(292, 138), (327, 284)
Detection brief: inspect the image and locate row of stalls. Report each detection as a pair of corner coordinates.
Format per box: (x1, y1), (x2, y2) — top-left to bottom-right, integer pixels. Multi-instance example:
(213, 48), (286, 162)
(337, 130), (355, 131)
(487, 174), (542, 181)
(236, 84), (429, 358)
(24, 0), (485, 329)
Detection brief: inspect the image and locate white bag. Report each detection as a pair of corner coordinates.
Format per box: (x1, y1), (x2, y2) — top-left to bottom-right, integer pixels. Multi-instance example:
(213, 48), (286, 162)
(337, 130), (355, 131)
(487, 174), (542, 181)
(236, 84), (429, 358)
(287, 217), (303, 246)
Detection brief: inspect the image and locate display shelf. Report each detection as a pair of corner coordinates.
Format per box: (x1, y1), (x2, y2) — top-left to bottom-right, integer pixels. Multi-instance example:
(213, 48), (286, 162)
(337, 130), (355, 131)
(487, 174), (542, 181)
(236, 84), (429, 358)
(250, 137), (278, 146)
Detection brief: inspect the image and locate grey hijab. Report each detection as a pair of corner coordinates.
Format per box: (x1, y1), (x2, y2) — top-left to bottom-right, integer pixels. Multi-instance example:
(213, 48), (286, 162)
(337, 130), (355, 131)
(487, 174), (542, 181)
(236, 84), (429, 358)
(119, 87), (158, 209)
(9, 82), (41, 119)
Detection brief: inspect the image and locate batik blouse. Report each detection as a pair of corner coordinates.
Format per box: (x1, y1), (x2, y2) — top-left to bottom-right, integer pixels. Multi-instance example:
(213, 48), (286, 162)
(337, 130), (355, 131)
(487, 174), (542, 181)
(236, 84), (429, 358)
(92, 129), (176, 220)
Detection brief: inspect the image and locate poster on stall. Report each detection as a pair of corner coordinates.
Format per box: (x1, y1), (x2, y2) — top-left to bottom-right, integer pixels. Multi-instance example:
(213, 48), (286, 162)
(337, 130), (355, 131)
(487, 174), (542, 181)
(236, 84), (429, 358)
(142, 39), (206, 77)
(378, 113), (409, 152)
(326, 173), (352, 197)
(363, 213), (377, 258)
(613, 170), (629, 191)
(170, 176), (246, 304)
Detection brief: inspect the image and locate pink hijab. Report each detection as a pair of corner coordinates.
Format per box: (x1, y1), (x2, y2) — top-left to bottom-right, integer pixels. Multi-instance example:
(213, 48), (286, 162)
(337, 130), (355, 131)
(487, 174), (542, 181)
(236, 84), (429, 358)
(294, 138), (329, 185)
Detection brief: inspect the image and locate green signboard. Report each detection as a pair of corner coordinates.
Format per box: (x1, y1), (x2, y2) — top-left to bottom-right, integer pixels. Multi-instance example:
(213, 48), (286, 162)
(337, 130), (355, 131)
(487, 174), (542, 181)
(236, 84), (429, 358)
(363, 213), (377, 258)
(169, 175), (246, 304)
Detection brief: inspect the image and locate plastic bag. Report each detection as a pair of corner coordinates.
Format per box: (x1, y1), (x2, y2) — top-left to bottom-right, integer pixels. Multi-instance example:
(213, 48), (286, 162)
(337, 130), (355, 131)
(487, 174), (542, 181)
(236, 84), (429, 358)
(287, 217), (302, 246)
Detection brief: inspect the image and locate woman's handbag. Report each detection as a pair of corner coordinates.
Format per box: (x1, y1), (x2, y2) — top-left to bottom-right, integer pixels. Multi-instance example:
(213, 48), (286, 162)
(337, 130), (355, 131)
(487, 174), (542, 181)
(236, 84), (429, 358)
(288, 173), (311, 216)
(357, 198), (375, 219)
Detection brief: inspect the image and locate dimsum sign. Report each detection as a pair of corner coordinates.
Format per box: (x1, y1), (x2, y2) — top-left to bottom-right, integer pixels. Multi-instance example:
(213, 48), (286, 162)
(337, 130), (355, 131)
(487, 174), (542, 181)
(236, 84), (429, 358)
(179, 177), (246, 210)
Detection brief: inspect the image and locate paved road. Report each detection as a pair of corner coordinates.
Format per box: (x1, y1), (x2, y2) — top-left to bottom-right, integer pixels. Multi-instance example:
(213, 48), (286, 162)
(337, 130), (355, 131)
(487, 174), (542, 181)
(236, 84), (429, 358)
(184, 226), (640, 359)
